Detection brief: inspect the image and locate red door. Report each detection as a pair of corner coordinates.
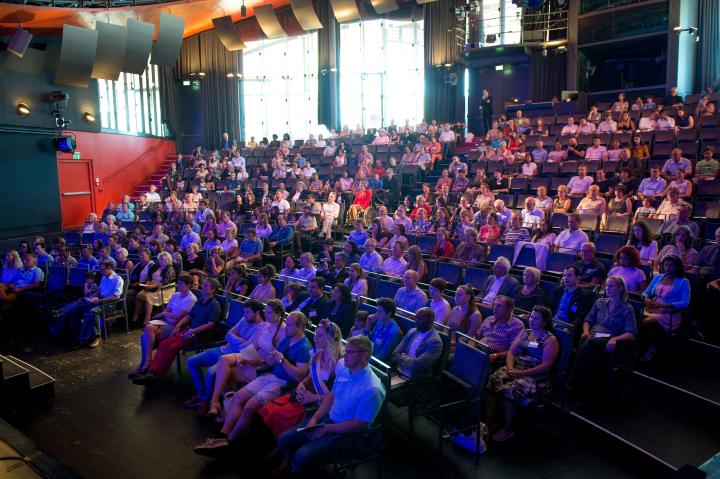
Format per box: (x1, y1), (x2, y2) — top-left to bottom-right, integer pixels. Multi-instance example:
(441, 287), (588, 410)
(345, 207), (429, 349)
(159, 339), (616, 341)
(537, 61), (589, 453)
(58, 159), (95, 230)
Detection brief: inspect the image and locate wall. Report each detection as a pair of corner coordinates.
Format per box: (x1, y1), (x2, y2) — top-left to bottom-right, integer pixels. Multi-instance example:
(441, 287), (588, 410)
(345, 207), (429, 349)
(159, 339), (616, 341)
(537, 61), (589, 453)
(0, 130), (62, 241)
(466, 62), (531, 133)
(57, 131), (177, 218)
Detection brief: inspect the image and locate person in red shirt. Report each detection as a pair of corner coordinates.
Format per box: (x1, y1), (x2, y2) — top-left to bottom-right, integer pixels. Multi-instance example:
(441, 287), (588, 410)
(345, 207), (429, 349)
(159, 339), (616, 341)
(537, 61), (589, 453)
(346, 182), (373, 223)
(370, 158), (386, 177)
(431, 228), (456, 259)
(410, 195), (433, 220)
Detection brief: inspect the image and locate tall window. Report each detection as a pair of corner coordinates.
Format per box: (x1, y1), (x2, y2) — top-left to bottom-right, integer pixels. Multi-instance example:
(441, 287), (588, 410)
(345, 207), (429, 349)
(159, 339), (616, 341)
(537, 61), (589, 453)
(242, 33), (319, 141)
(479, 0), (522, 46)
(340, 19), (424, 130)
(98, 61), (165, 136)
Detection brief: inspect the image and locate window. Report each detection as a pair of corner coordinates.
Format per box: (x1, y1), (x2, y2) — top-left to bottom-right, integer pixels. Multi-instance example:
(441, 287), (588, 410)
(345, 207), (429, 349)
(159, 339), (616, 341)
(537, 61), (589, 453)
(98, 60), (165, 136)
(479, 0), (522, 46)
(242, 33), (319, 141)
(339, 19), (424, 130)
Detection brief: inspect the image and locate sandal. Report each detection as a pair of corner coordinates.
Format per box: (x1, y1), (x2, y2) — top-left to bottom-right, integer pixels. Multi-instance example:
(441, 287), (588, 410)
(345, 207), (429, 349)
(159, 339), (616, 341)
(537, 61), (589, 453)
(207, 401), (222, 417)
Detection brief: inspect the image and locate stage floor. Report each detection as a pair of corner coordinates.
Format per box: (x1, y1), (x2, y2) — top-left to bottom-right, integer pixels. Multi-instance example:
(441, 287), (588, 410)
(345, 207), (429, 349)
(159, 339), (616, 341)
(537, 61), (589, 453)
(2, 331), (656, 479)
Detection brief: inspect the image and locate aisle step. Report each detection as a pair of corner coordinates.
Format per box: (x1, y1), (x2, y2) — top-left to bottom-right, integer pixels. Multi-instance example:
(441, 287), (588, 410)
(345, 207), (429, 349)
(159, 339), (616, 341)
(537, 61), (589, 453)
(5, 356), (55, 402)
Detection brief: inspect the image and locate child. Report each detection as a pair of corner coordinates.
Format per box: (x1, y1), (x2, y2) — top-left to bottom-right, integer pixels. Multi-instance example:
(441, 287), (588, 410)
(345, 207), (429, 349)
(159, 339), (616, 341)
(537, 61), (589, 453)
(634, 197), (656, 221)
(281, 283), (303, 310)
(644, 96), (656, 110)
(349, 311), (369, 338)
(50, 272), (98, 337)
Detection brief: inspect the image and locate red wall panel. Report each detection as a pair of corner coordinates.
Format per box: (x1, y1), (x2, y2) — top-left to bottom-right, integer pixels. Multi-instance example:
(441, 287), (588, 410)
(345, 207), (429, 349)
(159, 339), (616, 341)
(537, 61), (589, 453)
(56, 131), (176, 219)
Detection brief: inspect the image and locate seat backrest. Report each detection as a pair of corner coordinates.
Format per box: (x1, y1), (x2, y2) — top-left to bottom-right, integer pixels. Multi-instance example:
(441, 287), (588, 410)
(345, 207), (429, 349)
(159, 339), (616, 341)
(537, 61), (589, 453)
(226, 298), (245, 327)
(594, 233), (625, 255)
(463, 267), (490, 290)
(514, 245), (536, 267)
(376, 280), (401, 299)
(416, 235), (436, 255)
(437, 262), (463, 286)
(68, 267), (89, 287)
(47, 266), (68, 292)
(547, 251), (577, 273)
(551, 320), (574, 377)
(449, 341), (490, 394)
(488, 244), (514, 262)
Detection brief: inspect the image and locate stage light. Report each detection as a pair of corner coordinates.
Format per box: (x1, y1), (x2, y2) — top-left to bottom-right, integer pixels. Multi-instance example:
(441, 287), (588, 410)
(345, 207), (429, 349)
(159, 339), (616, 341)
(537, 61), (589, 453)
(495, 64), (504, 71)
(53, 135), (76, 153)
(83, 112), (95, 124)
(16, 102), (31, 117)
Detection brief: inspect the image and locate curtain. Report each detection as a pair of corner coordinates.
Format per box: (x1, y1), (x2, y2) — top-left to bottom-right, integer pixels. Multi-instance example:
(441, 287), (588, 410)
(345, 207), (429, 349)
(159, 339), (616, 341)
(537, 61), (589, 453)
(317, 0), (340, 130)
(159, 66), (178, 144)
(530, 50), (567, 101)
(176, 30), (241, 149)
(695, 0), (720, 92)
(424, 0), (462, 122)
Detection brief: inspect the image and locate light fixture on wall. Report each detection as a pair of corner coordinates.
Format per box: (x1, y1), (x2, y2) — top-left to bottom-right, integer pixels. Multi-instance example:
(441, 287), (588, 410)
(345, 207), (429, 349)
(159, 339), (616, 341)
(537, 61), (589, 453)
(83, 111), (95, 124)
(16, 102), (31, 117)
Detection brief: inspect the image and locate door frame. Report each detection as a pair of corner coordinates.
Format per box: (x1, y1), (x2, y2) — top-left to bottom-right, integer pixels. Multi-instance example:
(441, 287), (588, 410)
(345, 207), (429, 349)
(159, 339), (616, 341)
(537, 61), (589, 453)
(57, 158), (96, 230)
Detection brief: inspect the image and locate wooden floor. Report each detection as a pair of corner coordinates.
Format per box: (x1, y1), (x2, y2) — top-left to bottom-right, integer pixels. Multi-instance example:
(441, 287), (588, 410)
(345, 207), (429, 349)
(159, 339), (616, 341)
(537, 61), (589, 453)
(0, 330), (700, 479)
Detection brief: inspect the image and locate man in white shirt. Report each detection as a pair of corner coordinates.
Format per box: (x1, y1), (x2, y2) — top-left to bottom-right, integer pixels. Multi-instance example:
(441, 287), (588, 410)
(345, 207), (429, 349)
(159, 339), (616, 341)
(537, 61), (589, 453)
(382, 242), (408, 278)
(439, 123), (456, 157)
(585, 138), (608, 161)
(661, 148), (692, 180)
(560, 117), (579, 136)
(145, 185), (162, 203)
(521, 197), (544, 229)
(577, 118), (596, 134)
(231, 152), (246, 170)
(359, 238), (384, 273)
(271, 191), (291, 214)
(566, 165), (594, 196)
(554, 214), (590, 254)
(531, 141), (548, 162)
(597, 113), (617, 134)
(638, 112), (658, 131)
(372, 129), (391, 145)
(576, 185), (607, 215)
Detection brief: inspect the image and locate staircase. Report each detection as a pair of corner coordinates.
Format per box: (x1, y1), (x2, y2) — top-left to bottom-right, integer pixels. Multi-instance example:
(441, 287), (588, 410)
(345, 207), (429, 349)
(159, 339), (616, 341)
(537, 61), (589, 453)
(132, 155), (179, 199)
(0, 355), (55, 409)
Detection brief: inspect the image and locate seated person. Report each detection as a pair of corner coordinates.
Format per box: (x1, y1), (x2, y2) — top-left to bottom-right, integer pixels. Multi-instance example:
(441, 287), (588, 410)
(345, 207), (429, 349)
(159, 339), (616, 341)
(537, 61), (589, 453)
(479, 257), (520, 305)
(607, 246), (648, 292)
(641, 255), (691, 362)
(513, 267), (546, 313)
(391, 307), (443, 380)
(576, 185), (607, 215)
(637, 167), (667, 201)
(256, 320), (343, 453)
(359, 238), (384, 273)
(320, 284), (356, 336)
(567, 166), (593, 196)
(573, 242), (607, 289)
(193, 312), (312, 456)
(394, 270), (428, 313)
(365, 298), (403, 363)
(570, 276), (636, 405)
(295, 252), (317, 282)
(656, 226), (698, 272)
(382, 242), (408, 278)
(346, 182), (373, 223)
(275, 335), (386, 476)
(128, 274), (197, 379)
(501, 213), (530, 245)
(318, 252), (349, 287)
(293, 277), (330, 324)
(487, 305), (559, 442)
(183, 299), (266, 414)
(550, 265), (594, 337)
(429, 278), (452, 325)
(57, 261), (122, 349)
(660, 203), (699, 239)
(475, 295), (524, 365)
(695, 146), (719, 181)
(520, 198), (544, 230)
(2, 253), (44, 305)
(554, 214), (589, 254)
(267, 215), (294, 254)
(131, 252), (176, 324)
(249, 265), (277, 302)
(132, 278), (222, 385)
(453, 227), (486, 264)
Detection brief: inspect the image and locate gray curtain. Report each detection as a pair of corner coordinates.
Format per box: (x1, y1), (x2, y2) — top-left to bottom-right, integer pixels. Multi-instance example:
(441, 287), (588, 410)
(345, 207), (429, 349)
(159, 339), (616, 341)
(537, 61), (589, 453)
(176, 30), (241, 149)
(318, 0), (340, 130)
(695, 0), (720, 92)
(530, 50), (567, 101)
(424, 0), (462, 122)
(159, 66), (178, 144)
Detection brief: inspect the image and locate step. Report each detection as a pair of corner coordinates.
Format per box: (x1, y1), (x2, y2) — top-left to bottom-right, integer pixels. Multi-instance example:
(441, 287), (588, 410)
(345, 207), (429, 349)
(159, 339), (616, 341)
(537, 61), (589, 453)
(571, 371), (720, 470)
(5, 356), (55, 402)
(0, 355), (30, 400)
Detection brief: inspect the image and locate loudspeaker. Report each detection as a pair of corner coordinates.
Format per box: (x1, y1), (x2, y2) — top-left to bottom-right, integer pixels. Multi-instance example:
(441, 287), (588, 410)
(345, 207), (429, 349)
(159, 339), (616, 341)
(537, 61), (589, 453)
(8, 28), (33, 58)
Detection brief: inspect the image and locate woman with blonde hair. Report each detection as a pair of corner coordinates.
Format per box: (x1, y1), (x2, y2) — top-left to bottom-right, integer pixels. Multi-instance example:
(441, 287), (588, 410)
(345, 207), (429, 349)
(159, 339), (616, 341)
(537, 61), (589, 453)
(132, 251), (176, 324)
(406, 245), (428, 282)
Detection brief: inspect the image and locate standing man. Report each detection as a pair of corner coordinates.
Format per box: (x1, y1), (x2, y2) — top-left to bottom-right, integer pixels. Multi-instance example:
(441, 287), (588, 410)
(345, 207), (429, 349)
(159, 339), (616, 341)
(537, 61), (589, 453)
(480, 89), (494, 136)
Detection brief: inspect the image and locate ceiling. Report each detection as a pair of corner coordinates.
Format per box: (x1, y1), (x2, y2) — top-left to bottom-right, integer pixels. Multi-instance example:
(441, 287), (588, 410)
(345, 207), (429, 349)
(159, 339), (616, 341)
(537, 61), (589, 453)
(0, 0), (290, 38)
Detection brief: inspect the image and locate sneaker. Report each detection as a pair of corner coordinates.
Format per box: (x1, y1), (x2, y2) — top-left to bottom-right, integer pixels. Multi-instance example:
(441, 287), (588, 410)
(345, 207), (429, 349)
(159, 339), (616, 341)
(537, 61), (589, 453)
(451, 424), (488, 454)
(491, 428), (515, 443)
(183, 395), (204, 408)
(132, 372), (158, 385)
(196, 401), (210, 417)
(193, 437), (230, 457)
(87, 337), (102, 349)
(641, 347), (657, 362)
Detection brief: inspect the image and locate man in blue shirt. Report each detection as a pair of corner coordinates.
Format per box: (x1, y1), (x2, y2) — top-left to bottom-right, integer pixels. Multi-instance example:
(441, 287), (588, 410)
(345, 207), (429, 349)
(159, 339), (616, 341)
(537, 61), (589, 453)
(237, 228), (264, 264)
(5, 254), (45, 308)
(394, 270), (428, 314)
(34, 243), (54, 269)
(194, 311), (312, 456)
(366, 298), (403, 362)
(268, 214), (294, 254)
(77, 245), (100, 271)
(550, 265), (593, 343)
(277, 335), (386, 475)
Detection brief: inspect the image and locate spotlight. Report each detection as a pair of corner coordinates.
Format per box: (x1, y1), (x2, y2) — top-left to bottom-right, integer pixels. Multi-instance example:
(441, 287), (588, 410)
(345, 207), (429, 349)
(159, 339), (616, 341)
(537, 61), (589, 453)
(16, 102), (30, 117)
(236, 73), (243, 78)
(53, 135), (76, 153)
(83, 112), (95, 124)
(495, 64), (504, 71)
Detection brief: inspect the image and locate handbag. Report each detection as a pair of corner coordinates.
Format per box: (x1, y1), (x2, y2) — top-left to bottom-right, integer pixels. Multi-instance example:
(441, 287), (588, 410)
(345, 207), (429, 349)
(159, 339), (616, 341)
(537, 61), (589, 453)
(258, 392), (307, 438)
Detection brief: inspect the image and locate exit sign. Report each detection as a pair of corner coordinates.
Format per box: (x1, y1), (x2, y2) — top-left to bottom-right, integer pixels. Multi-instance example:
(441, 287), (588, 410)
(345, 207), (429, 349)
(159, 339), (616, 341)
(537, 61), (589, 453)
(73, 152), (81, 159)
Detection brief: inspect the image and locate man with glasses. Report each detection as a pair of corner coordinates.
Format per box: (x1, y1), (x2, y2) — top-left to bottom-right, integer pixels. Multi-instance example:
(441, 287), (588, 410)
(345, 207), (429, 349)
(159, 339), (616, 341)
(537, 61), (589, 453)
(276, 335), (386, 475)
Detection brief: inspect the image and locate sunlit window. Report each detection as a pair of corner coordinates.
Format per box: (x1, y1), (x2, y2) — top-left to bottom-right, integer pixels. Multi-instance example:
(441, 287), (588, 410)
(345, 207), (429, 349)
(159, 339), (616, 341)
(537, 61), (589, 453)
(98, 61), (165, 136)
(242, 32), (318, 141)
(479, 0), (522, 46)
(339, 19), (424, 130)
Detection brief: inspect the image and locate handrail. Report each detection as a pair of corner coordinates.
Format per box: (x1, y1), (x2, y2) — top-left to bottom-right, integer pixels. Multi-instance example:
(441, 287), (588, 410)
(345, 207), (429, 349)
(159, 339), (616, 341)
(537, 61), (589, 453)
(104, 140), (169, 185)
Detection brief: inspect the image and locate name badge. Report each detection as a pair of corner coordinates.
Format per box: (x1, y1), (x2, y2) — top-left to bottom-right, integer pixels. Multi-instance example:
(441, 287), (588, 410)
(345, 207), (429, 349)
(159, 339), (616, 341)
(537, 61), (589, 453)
(594, 332), (611, 338)
(528, 341), (539, 348)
